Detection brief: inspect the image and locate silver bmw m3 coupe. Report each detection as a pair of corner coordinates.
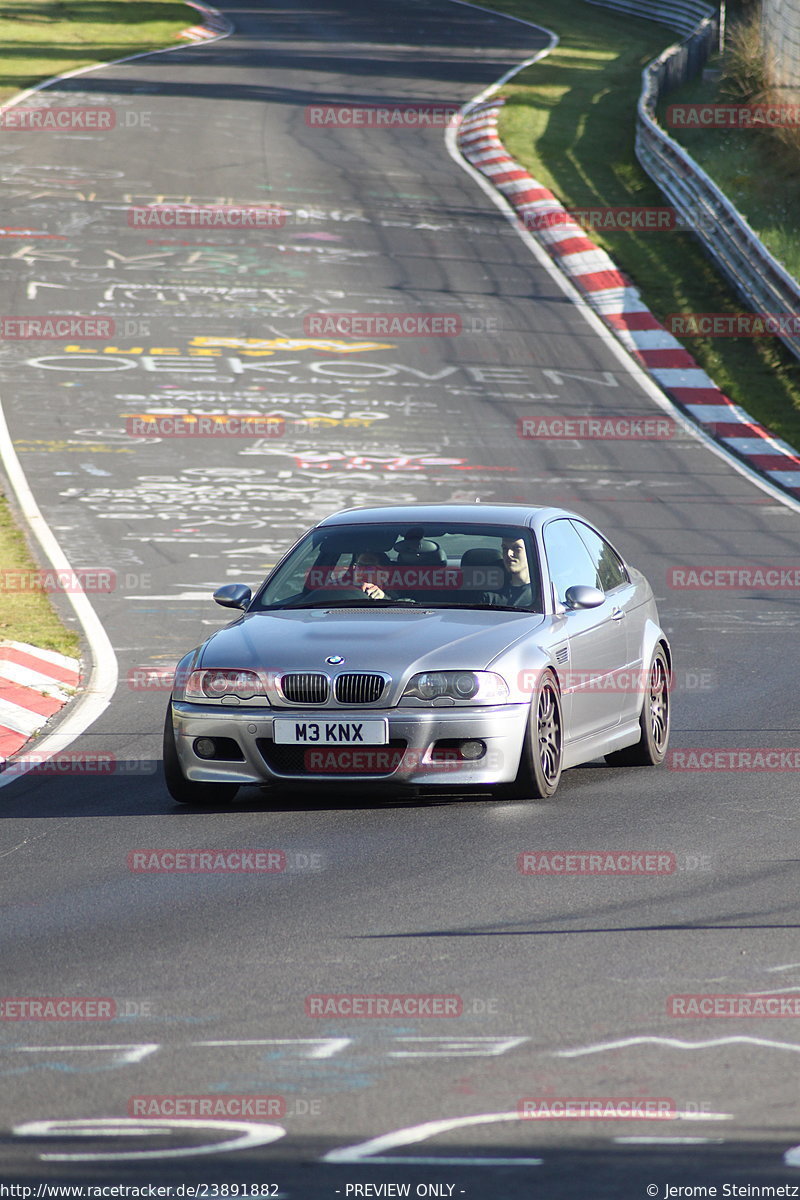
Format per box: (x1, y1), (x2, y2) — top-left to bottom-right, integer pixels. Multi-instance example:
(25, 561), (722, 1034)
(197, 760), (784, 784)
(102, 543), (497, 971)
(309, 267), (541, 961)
(164, 503), (671, 803)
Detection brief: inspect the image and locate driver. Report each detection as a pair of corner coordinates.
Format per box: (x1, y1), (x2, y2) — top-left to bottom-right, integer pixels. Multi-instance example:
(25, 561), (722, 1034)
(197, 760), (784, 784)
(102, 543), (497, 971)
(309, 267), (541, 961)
(489, 538), (535, 609)
(351, 550), (394, 600)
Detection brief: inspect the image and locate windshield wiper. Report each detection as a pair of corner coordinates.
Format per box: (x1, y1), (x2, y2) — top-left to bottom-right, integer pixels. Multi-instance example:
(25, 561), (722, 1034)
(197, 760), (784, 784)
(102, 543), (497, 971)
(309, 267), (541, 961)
(422, 602), (538, 612)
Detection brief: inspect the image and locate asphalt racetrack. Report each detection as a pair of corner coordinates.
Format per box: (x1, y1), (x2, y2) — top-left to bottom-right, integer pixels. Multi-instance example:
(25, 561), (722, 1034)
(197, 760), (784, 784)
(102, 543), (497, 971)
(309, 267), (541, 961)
(1, 0), (800, 1195)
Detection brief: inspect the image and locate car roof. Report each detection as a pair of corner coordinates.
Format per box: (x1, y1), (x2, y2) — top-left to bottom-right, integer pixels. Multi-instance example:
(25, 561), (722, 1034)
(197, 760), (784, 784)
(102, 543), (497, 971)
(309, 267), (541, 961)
(316, 503), (587, 531)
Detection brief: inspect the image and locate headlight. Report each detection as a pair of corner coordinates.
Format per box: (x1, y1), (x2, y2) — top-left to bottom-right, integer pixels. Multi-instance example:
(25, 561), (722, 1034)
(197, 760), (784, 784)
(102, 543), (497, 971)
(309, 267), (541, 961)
(184, 669), (264, 701)
(401, 671), (509, 704)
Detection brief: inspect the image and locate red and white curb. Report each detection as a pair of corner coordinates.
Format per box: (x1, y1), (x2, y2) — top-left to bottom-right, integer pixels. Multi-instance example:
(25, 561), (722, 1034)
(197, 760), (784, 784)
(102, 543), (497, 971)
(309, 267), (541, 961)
(0, 641), (81, 761)
(178, 1), (230, 40)
(179, 26), (215, 41)
(456, 98), (800, 496)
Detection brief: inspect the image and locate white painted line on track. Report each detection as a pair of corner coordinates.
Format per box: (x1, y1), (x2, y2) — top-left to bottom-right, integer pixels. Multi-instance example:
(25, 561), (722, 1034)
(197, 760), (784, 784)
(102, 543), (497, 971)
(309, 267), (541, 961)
(387, 1036), (529, 1057)
(323, 1111), (542, 1165)
(13, 1117), (284, 1162)
(615, 1136), (726, 1144)
(0, 401), (117, 785)
(746, 986), (800, 995)
(126, 593), (219, 601)
(192, 1037), (352, 1058)
(6, 1044), (160, 1064)
(554, 1035), (800, 1056)
(675, 1112), (732, 1121)
(350, 1156), (544, 1165)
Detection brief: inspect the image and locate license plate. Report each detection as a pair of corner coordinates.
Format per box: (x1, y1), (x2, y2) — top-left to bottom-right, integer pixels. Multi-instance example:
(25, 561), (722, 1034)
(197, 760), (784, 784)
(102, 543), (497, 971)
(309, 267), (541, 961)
(273, 718), (388, 746)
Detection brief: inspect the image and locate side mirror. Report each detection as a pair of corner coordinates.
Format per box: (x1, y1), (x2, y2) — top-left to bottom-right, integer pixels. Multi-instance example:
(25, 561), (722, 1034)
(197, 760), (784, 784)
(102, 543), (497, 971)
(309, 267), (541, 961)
(564, 584), (605, 610)
(213, 583), (252, 610)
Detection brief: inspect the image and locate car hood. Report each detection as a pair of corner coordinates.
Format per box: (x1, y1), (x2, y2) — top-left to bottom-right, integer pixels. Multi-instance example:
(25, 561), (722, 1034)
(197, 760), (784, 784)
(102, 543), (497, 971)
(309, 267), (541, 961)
(199, 606), (545, 676)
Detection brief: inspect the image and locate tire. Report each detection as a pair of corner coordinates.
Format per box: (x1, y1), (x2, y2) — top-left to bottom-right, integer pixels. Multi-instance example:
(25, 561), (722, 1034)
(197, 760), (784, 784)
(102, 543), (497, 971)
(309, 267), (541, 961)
(502, 670), (564, 800)
(605, 646), (670, 767)
(163, 706), (239, 805)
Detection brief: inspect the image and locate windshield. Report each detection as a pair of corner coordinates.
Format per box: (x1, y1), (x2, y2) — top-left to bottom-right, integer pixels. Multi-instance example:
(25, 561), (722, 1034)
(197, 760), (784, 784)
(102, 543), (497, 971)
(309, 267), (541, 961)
(251, 522), (543, 612)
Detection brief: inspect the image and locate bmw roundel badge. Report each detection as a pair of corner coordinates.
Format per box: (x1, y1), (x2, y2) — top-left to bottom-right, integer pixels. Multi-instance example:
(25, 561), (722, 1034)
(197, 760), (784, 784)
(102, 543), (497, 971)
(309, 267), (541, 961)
(325, 655), (345, 665)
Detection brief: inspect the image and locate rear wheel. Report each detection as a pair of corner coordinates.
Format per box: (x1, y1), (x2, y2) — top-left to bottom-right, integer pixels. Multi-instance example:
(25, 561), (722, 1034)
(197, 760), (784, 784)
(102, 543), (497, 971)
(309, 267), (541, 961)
(501, 670), (563, 799)
(605, 646), (670, 767)
(163, 706), (239, 805)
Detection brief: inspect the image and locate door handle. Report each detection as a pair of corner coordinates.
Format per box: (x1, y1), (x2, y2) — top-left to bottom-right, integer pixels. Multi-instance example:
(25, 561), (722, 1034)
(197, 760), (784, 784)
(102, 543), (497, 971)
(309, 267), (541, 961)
(611, 607), (625, 620)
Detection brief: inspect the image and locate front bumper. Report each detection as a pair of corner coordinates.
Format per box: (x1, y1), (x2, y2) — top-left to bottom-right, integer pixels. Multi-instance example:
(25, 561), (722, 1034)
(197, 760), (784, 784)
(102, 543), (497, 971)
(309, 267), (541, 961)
(170, 701), (531, 788)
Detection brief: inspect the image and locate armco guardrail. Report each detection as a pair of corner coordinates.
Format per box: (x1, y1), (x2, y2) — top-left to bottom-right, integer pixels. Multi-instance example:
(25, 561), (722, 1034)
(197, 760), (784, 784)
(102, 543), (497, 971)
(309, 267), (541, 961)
(588, 0), (800, 364)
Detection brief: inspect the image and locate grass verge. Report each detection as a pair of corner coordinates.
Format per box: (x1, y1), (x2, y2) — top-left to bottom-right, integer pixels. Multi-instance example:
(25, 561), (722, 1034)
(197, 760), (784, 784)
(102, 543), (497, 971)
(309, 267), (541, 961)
(473, 0), (800, 449)
(0, 493), (80, 656)
(658, 61), (800, 279)
(0, 0), (194, 104)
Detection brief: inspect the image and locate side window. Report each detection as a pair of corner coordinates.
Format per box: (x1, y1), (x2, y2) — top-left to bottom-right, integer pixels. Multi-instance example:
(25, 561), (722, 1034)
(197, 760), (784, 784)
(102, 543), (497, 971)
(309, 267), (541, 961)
(542, 520), (599, 605)
(572, 522), (629, 592)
